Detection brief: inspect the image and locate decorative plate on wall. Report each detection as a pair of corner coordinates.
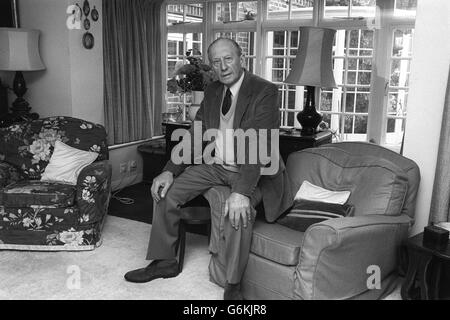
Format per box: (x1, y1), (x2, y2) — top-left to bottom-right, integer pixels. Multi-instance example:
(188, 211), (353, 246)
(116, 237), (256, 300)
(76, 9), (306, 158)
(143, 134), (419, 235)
(84, 18), (90, 30)
(91, 6), (99, 21)
(82, 32), (94, 49)
(83, 0), (90, 17)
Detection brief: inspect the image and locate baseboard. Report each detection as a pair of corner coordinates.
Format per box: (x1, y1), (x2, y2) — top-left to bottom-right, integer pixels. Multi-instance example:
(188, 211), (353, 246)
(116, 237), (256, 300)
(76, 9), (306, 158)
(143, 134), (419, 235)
(111, 173), (142, 191)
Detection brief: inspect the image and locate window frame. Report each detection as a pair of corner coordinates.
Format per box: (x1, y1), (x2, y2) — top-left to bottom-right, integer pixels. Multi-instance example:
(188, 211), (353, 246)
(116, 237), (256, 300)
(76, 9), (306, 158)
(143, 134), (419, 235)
(162, 0), (416, 148)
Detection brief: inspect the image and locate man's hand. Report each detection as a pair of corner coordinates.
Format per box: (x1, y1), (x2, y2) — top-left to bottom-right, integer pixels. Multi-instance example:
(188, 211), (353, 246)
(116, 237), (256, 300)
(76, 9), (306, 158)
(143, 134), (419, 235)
(150, 171), (174, 202)
(224, 192), (254, 230)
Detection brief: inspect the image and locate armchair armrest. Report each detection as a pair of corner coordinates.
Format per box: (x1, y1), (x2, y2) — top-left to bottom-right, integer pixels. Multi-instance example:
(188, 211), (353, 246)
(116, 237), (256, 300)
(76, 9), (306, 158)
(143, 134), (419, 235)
(297, 214), (412, 300)
(0, 161), (23, 188)
(76, 160), (112, 224)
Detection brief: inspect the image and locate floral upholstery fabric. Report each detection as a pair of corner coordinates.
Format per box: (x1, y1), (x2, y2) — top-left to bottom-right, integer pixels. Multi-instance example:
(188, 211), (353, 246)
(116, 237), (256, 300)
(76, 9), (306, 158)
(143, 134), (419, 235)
(0, 116), (108, 180)
(0, 223), (102, 249)
(0, 116), (111, 251)
(2, 181), (76, 207)
(0, 206), (81, 231)
(0, 162), (23, 188)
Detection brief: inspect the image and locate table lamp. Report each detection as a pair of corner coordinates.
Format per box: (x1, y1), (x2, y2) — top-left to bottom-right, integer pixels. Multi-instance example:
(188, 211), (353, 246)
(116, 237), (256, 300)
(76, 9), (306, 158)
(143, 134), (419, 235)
(0, 28), (45, 119)
(284, 27), (337, 135)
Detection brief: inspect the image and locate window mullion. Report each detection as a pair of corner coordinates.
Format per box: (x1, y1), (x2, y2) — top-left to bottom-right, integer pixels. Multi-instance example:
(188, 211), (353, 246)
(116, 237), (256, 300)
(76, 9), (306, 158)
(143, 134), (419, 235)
(161, 4), (169, 113)
(367, 27), (393, 145)
(204, 1), (214, 63)
(255, 0), (265, 76)
(314, 0), (323, 26)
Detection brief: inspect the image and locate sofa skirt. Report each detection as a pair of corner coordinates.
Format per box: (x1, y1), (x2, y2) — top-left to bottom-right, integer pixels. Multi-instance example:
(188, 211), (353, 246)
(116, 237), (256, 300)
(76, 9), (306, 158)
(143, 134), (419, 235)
(0, 216), (106, 251)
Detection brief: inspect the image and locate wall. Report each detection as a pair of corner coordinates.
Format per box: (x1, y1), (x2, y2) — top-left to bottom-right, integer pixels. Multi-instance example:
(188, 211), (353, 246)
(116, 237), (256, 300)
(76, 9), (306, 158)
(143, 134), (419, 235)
(403, 0), (450, 235)
(110, 144), (145, 191)
(18, 0), (104, 124)
(67, 0), (104, 125)
(15, 0), (149, 190)
(18, 0), (73, 117)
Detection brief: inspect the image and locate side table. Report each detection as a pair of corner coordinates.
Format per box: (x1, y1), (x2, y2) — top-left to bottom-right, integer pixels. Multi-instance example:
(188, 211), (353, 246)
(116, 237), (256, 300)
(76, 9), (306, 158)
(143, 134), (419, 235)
(401, 232), (450, 300)
(137, 138), (167, 183)
(278, 129), (332, 163)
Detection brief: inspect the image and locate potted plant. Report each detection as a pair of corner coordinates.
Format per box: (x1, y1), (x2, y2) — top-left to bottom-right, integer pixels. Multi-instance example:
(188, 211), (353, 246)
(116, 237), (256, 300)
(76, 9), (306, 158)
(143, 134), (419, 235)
(167, 50), (217, 120)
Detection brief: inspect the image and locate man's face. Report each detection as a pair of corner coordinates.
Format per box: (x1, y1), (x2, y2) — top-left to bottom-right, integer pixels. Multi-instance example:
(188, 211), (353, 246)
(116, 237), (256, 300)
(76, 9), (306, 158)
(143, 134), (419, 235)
(209, 40), (245, 87)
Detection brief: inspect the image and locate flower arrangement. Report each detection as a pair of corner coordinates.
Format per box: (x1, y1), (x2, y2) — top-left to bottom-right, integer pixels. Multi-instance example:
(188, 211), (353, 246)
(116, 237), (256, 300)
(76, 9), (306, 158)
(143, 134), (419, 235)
(167, 50), (217, 94)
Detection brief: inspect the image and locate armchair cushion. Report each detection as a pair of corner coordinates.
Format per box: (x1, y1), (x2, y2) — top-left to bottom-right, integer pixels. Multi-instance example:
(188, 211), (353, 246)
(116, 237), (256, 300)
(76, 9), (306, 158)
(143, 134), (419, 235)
(1, 180), (76, 207)
(41, 140), (99, 185)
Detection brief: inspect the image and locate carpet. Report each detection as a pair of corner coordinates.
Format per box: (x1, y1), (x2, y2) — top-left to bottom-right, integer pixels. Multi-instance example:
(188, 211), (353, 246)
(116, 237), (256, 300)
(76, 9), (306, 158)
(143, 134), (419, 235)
(0, 215), (403, 300)
(109, 182), (153, 224)
(108, 182), (210, 236)
(0, 215), (222, 300)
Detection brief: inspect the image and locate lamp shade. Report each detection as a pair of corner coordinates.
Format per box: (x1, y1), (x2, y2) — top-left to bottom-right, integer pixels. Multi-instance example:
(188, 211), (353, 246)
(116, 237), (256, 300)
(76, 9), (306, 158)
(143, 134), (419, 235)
(0, 28), (45, 71)
(285, 27), (336, 88)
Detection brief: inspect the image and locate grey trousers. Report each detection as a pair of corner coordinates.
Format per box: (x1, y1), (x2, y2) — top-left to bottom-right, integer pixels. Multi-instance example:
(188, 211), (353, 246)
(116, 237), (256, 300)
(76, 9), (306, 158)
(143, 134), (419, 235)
(146, 164), (261, 284)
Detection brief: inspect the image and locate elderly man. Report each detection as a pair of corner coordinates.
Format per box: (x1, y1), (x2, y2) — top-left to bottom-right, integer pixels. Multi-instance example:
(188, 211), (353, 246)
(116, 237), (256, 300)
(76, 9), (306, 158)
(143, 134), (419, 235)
(124, 38), (292, 300)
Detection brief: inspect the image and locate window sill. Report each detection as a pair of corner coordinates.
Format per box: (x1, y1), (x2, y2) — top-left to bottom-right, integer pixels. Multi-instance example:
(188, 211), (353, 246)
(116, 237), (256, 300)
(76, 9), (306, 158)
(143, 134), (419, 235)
(108, 136), (165, 151)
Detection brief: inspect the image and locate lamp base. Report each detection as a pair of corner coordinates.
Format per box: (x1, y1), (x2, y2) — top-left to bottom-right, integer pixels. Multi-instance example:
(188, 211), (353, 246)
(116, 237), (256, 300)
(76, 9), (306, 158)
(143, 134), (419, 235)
(9, 71), (39, 122)
(11, 97), (31, 115)
(296, 86), (322, 136)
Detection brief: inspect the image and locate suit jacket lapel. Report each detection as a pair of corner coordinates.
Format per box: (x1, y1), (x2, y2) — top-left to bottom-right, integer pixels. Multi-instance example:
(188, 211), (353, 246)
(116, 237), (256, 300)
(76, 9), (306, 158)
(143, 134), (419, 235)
(233, 71), (252, 130)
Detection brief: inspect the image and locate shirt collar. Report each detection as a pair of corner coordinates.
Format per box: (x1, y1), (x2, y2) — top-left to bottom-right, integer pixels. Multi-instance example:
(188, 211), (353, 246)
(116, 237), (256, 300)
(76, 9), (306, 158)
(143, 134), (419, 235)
(225, 70), (245, 98)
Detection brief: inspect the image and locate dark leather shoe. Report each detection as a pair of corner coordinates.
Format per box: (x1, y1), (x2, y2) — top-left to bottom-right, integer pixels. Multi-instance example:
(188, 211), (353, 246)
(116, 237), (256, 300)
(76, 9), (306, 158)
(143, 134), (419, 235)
(124, 259), (179, 283)
(224, 282), (243, 300)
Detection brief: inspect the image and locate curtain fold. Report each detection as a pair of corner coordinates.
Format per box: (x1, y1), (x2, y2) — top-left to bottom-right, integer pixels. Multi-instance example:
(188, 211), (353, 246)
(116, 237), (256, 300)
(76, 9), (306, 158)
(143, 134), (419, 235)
(103, 0), (163, 145)
(429, 65), (450, 224)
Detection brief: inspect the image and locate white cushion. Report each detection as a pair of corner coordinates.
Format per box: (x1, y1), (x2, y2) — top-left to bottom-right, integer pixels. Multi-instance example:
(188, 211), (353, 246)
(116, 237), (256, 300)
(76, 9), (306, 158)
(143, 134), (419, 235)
(294, 180), (351, 205)
(41, 140), (99, 185)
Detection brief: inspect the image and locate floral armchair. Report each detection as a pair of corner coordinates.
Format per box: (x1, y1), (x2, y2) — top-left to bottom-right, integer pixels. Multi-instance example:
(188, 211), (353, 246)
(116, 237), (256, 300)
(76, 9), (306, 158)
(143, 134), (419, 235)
(0, 116), (112, 250)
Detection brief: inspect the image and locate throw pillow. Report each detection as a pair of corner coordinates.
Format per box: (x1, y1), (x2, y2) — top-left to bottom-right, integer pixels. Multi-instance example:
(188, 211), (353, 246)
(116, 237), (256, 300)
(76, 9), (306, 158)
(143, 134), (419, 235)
(278, 181), (353, 232)
(277, 199), (355, 232)
(294, 180), (351, 204)
(40, 140), (99, 185)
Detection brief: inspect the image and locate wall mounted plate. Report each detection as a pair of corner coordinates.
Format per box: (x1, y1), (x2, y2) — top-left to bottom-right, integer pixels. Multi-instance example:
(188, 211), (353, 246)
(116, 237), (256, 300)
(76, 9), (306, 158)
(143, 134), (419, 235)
(83, 32), (94, 49)
(84, 18), (90, 30)
(91, 6), (99, 21)
(83, 0), (90, 17)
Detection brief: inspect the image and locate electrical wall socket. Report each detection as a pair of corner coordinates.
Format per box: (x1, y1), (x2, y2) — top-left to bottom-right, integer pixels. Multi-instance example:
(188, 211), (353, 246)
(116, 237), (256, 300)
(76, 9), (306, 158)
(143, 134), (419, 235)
(129, 160), (137, 172)
(119, 162), (128, 174)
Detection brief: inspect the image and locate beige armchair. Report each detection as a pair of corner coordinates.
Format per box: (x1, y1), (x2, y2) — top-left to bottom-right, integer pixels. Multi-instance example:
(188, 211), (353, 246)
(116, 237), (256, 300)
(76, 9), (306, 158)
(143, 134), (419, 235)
(205, 142), (420, 299)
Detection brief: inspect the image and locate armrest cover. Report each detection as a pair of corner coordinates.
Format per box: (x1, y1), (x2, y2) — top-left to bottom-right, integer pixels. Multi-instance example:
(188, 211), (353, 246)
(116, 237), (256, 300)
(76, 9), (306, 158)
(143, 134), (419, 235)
(76, 160), (112, 224)
(0, 161), (23, 188)
(296, 214), (412, 300)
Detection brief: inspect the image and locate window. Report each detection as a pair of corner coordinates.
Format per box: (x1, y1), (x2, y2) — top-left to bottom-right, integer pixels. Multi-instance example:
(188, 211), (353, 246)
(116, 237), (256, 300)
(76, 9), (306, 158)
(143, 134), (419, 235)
(318, 29), (374, 141)
(162, 0), (416, 150)
(386, 28), (414, 147)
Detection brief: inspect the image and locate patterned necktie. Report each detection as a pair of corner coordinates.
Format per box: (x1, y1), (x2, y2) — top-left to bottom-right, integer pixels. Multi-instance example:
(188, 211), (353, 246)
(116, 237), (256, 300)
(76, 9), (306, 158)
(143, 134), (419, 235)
(221, 88), (232, 115)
